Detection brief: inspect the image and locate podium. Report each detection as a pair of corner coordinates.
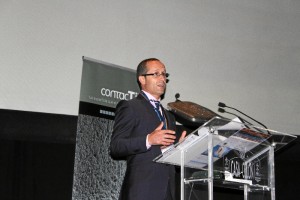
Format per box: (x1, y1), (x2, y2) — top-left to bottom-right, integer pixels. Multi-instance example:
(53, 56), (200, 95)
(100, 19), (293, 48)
(154, 117), (297, 200)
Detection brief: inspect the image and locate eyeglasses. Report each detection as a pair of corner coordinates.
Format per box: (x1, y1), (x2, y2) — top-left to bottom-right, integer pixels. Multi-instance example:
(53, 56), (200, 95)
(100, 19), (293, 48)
(142, 72), (169, 78)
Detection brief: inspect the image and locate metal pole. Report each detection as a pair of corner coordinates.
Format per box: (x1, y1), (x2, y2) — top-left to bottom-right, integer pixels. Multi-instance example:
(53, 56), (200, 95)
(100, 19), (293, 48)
(269, 145), (275, 200)
(207, 127), (214, 200)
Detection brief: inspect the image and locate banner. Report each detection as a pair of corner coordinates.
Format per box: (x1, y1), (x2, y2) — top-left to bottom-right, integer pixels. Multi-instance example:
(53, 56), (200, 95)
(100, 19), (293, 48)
(73, 57), (139, 200)
(79, 56), (140, 118)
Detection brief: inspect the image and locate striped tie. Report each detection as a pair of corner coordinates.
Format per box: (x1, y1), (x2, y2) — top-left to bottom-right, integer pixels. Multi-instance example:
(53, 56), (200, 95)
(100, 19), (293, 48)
(151, 100), (166, 129)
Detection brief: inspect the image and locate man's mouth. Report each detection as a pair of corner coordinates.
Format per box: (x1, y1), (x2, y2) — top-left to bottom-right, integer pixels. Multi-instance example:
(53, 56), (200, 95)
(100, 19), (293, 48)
(157, 82), (166, 89)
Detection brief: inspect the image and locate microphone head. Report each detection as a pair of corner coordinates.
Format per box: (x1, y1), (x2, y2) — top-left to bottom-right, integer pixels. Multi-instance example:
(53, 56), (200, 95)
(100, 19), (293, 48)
(218, 108), (225, 113)
(218, 102), (226, 108)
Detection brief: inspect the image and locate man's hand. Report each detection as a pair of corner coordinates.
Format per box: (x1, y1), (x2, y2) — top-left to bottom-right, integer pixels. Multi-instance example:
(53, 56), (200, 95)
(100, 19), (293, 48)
(148, 122), (176, 146)
(179, 130), (187, 142)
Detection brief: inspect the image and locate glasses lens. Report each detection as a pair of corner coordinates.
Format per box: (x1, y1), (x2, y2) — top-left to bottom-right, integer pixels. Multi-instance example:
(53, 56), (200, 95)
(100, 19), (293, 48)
(154, 72), (169, 78)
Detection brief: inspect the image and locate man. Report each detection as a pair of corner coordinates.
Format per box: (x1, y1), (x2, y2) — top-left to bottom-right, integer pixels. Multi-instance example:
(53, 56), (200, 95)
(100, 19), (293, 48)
(110, 58), (186, 200)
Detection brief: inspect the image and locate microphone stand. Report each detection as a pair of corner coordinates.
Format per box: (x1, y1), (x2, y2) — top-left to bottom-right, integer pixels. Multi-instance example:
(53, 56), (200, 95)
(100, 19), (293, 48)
(218, 102), (271, 135)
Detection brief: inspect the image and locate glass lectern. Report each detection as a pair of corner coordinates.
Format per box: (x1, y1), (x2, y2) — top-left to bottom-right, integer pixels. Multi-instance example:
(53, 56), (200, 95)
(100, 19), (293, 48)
(154, 117), (297, 200)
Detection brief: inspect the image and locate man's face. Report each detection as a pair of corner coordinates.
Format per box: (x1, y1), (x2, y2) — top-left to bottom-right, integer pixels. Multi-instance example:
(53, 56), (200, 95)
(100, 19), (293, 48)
(139, 60), (167, 100)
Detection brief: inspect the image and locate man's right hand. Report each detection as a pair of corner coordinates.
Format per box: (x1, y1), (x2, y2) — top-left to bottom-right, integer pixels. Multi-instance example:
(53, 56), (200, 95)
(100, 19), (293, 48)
(148, 122), (176, 146)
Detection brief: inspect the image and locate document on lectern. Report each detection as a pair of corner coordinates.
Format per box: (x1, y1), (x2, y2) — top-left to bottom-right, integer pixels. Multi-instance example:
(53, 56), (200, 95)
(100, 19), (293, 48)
(154, 126), (218, 169)
(154, 133), (206, 168)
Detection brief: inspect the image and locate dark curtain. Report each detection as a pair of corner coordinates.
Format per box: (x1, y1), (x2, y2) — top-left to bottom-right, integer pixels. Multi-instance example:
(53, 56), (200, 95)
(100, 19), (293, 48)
(0, 109), (77, 200)
(0, 140), (75, 200)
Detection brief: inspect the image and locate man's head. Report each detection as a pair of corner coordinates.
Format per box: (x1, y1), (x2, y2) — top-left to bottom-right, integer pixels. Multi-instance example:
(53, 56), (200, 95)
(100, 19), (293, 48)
(137, 58), (168, 100)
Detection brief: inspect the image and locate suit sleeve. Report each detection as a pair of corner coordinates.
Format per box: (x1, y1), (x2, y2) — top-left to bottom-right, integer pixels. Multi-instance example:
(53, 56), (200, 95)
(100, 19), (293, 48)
(110, 100), (148, 159)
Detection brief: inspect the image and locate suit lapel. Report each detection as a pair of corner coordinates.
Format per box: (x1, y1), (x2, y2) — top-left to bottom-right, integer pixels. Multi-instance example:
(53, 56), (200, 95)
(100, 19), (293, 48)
(137, 93), (173, 130)
(137, 93), (159, 120)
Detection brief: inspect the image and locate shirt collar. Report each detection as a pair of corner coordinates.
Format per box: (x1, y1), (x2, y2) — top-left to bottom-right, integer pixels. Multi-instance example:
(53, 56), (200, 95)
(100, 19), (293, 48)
(141, 90), (161, 102)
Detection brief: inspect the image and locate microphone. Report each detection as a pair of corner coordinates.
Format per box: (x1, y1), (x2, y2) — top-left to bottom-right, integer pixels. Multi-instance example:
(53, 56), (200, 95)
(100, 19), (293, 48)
(218, 102), (269, 131)
(175, 93), (180, 101)
(218, 107), (252, 126)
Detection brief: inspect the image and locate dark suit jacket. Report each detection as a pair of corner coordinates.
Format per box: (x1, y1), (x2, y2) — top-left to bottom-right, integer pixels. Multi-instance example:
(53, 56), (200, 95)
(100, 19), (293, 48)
(110, 93), (177, 200)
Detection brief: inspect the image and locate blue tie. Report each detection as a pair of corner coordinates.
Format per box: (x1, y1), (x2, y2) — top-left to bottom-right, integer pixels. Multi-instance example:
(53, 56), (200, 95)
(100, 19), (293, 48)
(151, 100), (166, 129)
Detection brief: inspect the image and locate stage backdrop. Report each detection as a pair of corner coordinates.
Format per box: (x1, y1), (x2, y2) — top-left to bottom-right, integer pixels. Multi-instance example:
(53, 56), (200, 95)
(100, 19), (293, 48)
(72, 57), (139, 200)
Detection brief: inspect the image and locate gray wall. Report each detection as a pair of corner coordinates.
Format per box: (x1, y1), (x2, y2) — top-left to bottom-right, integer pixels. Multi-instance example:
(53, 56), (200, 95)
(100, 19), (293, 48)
(73, 115), (124, 200)
(1, 0), (299, 135)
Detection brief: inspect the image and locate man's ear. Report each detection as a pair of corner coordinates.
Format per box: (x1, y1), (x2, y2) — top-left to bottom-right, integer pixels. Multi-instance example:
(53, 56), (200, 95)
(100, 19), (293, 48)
(138, 76), (146, 86)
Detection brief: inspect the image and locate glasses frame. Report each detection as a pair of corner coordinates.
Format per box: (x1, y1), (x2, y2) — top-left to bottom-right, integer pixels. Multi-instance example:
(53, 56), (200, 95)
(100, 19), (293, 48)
(141, 72), (169, 78)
